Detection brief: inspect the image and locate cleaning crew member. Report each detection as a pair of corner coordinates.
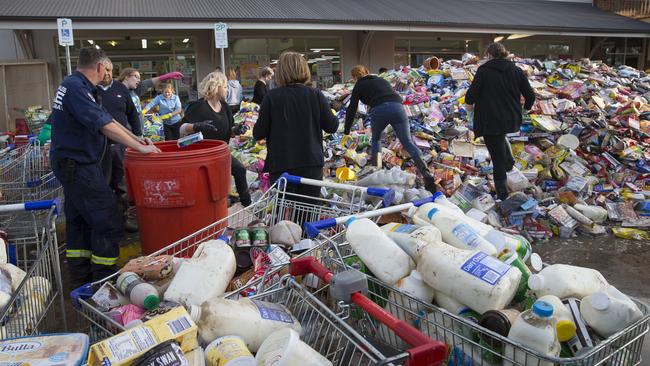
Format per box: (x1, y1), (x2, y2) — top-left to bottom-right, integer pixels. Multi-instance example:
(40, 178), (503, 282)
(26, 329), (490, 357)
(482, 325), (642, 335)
(50, 47), (160, 288)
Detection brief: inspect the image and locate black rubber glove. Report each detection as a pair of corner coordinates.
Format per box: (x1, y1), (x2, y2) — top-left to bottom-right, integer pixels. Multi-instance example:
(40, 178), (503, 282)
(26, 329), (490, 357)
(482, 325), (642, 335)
(193, 120), (218, 134)
(232, 123), (248, 136)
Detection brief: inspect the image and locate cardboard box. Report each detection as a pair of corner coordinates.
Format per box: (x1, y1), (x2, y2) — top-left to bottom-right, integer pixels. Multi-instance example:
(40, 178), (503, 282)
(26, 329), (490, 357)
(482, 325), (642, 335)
(87, 307), (198, 366)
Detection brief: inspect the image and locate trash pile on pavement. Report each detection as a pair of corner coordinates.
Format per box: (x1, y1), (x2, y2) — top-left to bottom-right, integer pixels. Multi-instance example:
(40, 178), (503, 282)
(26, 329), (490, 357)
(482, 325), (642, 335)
(232, 55), (650, 241)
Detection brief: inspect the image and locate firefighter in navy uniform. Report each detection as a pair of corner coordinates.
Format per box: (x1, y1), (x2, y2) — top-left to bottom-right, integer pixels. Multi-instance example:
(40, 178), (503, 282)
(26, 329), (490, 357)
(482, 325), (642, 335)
(50, 48), (160, 288)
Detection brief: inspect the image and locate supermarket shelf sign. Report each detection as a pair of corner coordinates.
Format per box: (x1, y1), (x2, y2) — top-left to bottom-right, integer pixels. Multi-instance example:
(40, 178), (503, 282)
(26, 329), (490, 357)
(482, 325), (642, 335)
(214, 22), (228, 49)
(57, 18), (74, 46)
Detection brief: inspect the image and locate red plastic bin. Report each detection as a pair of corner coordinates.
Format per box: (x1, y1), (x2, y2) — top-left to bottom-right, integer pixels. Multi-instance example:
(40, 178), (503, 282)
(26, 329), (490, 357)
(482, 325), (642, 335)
(124, 140), (231, 255)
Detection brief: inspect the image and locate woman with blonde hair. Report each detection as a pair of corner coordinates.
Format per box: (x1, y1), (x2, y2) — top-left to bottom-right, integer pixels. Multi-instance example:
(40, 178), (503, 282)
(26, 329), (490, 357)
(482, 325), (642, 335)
(225, 68), (243, 114)
(344, 64), (437, 193)
(180, 71), (251, 206)
(253, 52), (338, 201)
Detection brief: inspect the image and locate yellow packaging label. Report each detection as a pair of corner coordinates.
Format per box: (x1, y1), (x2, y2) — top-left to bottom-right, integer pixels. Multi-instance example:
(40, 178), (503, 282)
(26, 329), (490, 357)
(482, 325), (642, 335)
(206, 336), (254, 365)
(87, 307), (198, 366)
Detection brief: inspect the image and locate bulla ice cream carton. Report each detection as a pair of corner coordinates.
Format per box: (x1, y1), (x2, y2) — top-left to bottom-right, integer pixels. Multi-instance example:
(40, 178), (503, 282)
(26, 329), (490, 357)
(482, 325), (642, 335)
(87, 306), (198, 366)
(0, 333), (89, 366)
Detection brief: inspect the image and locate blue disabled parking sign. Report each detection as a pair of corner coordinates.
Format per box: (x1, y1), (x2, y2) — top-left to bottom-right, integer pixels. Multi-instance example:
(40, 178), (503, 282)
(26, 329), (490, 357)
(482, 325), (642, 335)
(57, 18), (74, 46)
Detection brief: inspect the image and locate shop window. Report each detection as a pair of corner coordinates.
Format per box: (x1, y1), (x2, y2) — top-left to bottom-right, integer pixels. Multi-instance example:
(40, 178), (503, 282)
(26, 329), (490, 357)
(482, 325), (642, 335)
(57, 37), (198, 104)
(602, 38), (642, 68)
(393, 38), (480, 68)
(229, 37), (341, 93)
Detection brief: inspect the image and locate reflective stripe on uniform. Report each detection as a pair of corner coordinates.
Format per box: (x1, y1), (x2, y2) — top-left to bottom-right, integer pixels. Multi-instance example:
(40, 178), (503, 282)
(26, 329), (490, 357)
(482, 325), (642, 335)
(91, 255), (118, 266)
(66, 249), (92, 258)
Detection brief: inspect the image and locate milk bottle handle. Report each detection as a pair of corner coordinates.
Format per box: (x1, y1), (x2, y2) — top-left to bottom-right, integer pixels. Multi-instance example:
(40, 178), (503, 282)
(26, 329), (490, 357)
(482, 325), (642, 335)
(279, 173), (395, 207)
(290, 257), (448, 366)
(304, 195), (437, 238)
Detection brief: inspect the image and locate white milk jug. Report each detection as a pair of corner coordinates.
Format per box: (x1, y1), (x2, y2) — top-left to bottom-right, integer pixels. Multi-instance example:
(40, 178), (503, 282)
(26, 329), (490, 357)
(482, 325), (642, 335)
(416, 239), (521, 314)
(190, 297), (302, 352)
(580, 285), (643, 338)
(537, 295), (577, 342)
(505, 301), (560, 366)
(164, 239), (236, 306)
(345, 218), (413, 285)
(380, 223), (441, 260)
(255, 328), (332, 366)
(528, 264), (608, 299)
(413, 203), (497, 256)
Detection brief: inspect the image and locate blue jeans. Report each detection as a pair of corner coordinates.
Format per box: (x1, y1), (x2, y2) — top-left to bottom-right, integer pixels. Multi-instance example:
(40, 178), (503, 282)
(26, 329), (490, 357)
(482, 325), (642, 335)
(369, 102), (423, 163)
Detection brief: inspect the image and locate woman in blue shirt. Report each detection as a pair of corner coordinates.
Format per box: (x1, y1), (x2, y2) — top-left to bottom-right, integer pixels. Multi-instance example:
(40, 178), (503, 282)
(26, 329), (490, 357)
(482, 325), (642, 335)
(143, 83), (183, 140)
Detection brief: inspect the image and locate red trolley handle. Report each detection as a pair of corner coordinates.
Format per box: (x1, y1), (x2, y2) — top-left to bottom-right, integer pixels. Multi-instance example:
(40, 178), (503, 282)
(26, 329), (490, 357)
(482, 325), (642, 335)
(290, 256), (448, 366)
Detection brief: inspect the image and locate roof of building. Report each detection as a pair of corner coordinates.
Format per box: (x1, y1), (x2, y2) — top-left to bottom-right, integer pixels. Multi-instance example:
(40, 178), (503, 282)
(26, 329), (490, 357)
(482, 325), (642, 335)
(2, 0), (650, 34)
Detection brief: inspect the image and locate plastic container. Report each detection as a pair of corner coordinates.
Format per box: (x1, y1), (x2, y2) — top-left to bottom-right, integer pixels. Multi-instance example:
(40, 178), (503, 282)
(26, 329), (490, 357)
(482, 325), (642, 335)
(416, 238), (521, 314)
(497, 249), (531, 303)
(0, 333), (89, 366)
(580, 285), (643, 338)
(380, 223), (442, 259)
(205, 336), (254, 366)
(255, 328), (332, 366)
(505, 301), (560, 366)
(164, 239), (236, 306)
(116, 272), (160, 310)
(190, 297), (302, 352)
(528, 264), (608, 299)
(0, 269), (12, 308)
(538, 295), (577, 342)
(573, 204), (608, 223)
(414, 203), (497, 256)
(345, 218), (413, 285)
(125, 140), (231, 255)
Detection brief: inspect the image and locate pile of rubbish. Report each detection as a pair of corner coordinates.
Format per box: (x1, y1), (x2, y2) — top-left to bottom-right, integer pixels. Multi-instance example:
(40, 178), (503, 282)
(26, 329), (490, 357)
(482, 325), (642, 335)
(231, 55), (650, 241)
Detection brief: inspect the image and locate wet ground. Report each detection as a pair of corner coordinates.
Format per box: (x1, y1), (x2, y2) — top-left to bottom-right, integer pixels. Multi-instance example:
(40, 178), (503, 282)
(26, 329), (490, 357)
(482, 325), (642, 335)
(535, 235), (650, 362)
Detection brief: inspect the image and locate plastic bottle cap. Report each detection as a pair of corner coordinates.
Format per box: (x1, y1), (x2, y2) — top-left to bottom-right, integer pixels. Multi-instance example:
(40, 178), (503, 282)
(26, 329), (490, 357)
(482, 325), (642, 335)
(529, 253), (543, 272)
(590, 291), (611, 311)
(427, 208), (439, 220)
(532, 301), (554, 318)
(432, 191), (444, 201)
(143, 294), (160, 311)
(556, 319), (577, 342)
(188, 305), (201, 323)
(528, 274), (544, 290)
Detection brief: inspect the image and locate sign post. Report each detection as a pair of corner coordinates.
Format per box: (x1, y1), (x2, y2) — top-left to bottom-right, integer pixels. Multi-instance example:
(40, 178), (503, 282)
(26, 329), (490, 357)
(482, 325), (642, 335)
(57, 18), (74, 75)
(214, 22), (228, 71)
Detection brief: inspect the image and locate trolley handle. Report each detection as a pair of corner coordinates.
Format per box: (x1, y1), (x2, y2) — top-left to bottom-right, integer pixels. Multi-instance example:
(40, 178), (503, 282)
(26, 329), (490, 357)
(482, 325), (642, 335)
(304, 194), (438, 238)
(0, 198), (60, 215)
(290, 257), (447, 366)
(279, 173), (396, 207)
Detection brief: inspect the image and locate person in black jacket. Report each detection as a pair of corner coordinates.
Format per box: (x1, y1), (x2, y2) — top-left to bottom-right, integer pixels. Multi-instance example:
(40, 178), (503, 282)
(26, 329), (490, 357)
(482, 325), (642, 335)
(344, 65), (436, 193)
(97, 60), (141, 199)
(179, 71), (252, 207)
(465, 42), (536, 200)
(253, 52), (338, 200)
(252, 67), (273, 105)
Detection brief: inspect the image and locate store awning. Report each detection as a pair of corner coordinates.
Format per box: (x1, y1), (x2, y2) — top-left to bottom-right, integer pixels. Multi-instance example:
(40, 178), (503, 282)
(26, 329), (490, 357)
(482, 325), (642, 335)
(2, 0), (650, 36)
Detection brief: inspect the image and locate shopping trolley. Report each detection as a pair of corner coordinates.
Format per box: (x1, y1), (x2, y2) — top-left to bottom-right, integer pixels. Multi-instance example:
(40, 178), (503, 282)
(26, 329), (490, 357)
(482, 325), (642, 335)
(0, 199), (66, 339)
(71, 175), (395, 342)
(304, 202), (650, 366)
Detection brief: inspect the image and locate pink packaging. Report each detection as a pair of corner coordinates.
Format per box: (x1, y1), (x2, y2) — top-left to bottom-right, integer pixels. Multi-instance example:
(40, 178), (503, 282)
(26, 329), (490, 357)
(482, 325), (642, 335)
(111, 304), (145, 325)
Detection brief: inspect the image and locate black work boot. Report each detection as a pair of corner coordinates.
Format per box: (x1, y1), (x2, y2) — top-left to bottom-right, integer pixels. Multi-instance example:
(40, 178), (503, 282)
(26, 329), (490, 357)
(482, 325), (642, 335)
(414, 157), (437, 194)
(494, 179), (509, 201)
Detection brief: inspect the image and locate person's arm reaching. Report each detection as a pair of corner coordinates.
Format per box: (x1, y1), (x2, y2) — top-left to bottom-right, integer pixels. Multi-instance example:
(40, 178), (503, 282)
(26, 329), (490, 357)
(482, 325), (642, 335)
(101, 121), (160, 154)
(464, 68), (483, 106)
(319, 91), (339, 133)
(142, 95), (159, 114)
(520, 71), (536, 111)
(343, 84), (361, 135)
(253, 96), (271, 141)
(171, 95), (182, 116)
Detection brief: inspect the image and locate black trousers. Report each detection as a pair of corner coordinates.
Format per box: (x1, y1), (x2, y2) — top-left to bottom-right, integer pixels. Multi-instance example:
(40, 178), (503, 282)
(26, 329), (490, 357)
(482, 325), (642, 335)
(164, 123), (180, 141)
(231, 156), (251, 206)
(483, 134), (515, 181)
(52, 159), (123, 289)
